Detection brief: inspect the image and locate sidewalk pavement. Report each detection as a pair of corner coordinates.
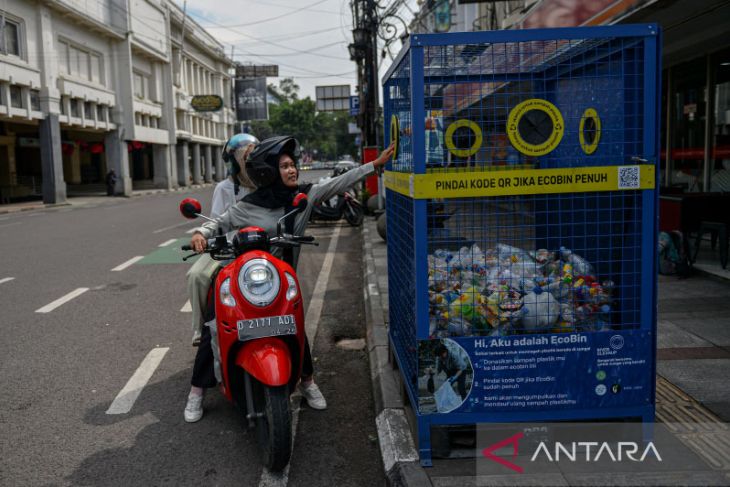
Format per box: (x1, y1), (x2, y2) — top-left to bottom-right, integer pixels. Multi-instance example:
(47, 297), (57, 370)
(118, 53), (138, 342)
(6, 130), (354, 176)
(360, 215), (730, 486)
(0, 183), (214, 215)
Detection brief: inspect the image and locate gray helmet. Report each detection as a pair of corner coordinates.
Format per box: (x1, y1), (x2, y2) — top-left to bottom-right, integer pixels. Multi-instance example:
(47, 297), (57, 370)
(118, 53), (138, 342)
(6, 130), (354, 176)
(222, 133), (259, 176)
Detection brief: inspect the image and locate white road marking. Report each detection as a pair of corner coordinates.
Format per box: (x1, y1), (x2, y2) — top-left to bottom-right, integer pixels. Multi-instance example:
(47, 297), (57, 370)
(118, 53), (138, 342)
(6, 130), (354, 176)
(0, 277), (15, 285)
(35, 287), (89, 313)
(180, 300), (192, 312)
(111, 256), (144, 271)
(0, 222), (21, 229)
(158, 238), (177, 247)
(106, 347), (169, 414)
(258, 225), (341, 486)
(185, 228), (198, 234)
(152, 221), (191, 234)
(0, 216), (9, 221)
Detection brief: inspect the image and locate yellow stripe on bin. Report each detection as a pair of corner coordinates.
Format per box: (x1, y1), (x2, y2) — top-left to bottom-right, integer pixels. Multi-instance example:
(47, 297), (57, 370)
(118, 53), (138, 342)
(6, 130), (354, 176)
(384, 165), (655, 199)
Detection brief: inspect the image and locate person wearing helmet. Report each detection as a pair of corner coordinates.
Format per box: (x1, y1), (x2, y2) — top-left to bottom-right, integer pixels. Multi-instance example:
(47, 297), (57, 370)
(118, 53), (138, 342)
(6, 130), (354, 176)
(183, 136), (394, 423)
(184, 133), (259, 350)
(211, 133), (259, 218)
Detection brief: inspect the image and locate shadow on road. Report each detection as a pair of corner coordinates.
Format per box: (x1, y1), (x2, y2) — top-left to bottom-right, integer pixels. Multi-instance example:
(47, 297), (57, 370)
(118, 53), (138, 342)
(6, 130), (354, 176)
(67, 368), (264, 487)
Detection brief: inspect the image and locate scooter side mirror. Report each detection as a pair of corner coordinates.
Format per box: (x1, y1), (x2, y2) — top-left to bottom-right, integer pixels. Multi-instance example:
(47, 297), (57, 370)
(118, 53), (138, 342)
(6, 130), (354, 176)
(180, 198), (202, 219)
(292, 193), (308, 212)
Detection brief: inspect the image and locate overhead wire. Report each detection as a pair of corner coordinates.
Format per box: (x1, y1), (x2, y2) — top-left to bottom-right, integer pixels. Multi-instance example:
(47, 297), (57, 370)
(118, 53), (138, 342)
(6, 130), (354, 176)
(185, 10), (353, 72)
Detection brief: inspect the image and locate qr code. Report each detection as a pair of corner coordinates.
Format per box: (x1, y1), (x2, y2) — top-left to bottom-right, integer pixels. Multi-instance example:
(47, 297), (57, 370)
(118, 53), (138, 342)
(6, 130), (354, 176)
(618, 166), (640, 189)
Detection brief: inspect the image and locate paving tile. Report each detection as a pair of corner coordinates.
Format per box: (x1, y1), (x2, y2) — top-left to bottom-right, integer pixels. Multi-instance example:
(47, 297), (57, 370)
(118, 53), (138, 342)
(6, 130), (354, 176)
(657, 321), (712, 349)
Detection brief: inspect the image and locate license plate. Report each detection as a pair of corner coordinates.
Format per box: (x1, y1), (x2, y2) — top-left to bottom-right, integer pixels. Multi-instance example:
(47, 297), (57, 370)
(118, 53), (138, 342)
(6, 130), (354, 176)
(237, 315), (297, 341)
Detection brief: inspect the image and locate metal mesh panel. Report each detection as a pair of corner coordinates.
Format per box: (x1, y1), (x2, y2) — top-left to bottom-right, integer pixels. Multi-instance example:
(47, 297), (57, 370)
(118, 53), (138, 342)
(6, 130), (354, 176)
(386, 190), (418, 391)
(422, 37), (644, 170)
(386, 54), (413, 173)
(426, 191), (642, 338)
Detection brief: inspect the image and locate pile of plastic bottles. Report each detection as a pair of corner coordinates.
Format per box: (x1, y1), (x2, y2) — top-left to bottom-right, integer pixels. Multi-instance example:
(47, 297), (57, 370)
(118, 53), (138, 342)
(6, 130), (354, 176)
(428, 244), (615, 338)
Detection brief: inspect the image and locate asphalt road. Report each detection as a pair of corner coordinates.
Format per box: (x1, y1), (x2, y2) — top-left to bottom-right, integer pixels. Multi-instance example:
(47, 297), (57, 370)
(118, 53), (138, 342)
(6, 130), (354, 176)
(0, 170), (383, 486)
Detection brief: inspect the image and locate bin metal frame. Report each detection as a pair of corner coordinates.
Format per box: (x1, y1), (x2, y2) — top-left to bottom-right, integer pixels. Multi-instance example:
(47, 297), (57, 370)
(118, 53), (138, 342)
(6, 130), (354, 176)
(382, 25), (661, 466)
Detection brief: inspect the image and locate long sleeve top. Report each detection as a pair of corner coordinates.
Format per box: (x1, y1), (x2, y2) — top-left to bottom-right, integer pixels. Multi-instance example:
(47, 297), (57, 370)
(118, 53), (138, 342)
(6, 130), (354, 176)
(194, 162), (376, 269)
(210, 178), (250, 219)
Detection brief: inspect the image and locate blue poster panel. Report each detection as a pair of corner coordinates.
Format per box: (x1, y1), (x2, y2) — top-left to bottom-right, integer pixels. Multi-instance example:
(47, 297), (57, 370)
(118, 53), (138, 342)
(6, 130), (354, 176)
(417, 330), (653, 415)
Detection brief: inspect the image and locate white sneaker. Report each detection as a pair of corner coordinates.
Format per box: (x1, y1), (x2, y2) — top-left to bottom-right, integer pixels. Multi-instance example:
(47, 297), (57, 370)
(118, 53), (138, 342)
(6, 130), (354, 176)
(184, 393), (204, 422)
(299, 381), (327, 410)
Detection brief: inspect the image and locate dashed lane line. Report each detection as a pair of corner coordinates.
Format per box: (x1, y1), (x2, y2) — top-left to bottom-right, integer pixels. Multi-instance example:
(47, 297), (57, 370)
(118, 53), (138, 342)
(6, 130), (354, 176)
(111, 256), (144, 271)
(106, 347), (169, 414)
(35, 287), (89, 313)
(159, 238), (177, 247)
(181, 300), (192, 312)
(185, 228), (197, 234)
(152, 221), (192, 234)
(0, 222), (21, 229)
(0, 277), (15, 285)
(258, 224), (341, 486)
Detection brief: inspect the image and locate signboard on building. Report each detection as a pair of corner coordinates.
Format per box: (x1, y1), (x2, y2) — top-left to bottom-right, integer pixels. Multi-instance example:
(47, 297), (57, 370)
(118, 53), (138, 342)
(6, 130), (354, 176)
(315, 85), (350, 112)
(190, 95), (224, 112)
(434, 0), (452, 33)
(236, 64), (279, 78)
(349, 95), (360, 116)
(235, 77), (268, 121)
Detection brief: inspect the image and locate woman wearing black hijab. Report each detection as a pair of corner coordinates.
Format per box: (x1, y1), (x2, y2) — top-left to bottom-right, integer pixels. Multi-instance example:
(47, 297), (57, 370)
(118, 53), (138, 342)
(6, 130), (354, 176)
(184, 136), (394, 422)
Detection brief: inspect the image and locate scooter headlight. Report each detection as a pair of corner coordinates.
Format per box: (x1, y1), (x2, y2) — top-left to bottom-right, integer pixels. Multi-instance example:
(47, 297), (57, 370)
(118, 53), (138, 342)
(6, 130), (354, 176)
(238, 259), (280, 307)
(219, 278), (236, 307)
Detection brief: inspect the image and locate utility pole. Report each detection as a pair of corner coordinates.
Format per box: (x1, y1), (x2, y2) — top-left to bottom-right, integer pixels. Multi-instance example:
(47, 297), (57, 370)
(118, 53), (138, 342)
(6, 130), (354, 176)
(350, 0), (379, 149)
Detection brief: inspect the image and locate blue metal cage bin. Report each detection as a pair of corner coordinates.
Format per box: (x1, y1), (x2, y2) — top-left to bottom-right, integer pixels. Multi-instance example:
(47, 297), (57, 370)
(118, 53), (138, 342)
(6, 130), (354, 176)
(382, 24), (661, 466)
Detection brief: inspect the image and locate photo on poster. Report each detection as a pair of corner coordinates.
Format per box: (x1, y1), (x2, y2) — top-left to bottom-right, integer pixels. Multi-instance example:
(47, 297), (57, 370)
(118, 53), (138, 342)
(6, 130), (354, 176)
(417, 338), (474, 414)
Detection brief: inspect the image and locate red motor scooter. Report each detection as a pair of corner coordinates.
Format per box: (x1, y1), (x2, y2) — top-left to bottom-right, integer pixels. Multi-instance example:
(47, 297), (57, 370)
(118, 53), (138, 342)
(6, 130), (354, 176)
(179, 194), (316, 471)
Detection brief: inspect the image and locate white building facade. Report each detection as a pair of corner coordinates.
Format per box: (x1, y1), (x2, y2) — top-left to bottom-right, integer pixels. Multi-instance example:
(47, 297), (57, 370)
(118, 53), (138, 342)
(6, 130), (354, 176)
(0, 0), (235, 204)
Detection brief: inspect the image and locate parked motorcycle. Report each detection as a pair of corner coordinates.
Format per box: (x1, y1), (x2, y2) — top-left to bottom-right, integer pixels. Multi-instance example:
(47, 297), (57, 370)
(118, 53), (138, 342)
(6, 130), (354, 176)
(309, 188), (364, 226)
(179, 194), (316, 471)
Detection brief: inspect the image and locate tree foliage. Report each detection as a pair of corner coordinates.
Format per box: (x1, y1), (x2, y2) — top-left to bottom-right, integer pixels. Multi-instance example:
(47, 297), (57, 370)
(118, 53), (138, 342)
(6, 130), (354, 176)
(249, 78), (357, 161)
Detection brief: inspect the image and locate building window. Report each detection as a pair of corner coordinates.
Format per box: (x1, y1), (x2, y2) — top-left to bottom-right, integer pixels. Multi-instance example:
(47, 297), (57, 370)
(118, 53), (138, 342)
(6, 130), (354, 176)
(60, 96), (66, 115)
(30, 89), (40, 111)
(9, 85), (22, 108)
(70, 99), (79, 118)
(135, 113), (141, 125)
(97, 104), (104, 122)
(84, 101), (92, 119)
(90, 54), (101, 83)
(58, 39), (104, 85)
(1, 18), (20, 57)
(133, 71), (149, 99)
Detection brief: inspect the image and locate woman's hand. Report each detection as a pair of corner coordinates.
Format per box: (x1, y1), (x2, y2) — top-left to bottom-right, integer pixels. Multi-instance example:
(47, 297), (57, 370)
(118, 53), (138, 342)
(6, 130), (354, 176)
(191, 232), (207, 253)
(372, 142), (395, 169)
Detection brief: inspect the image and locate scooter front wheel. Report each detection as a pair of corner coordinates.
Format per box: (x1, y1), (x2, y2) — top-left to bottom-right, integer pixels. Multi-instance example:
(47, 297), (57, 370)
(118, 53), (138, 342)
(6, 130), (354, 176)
(253, 381), (292, 471)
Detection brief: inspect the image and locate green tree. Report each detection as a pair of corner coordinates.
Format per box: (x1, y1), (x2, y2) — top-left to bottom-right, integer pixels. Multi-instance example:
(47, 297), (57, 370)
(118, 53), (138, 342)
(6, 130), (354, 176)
(247, 78), (358, 161)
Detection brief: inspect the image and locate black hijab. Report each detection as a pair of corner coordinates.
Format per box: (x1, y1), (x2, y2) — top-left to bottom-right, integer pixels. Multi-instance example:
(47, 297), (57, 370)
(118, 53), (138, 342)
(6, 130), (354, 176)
(242, 156), (313, 209)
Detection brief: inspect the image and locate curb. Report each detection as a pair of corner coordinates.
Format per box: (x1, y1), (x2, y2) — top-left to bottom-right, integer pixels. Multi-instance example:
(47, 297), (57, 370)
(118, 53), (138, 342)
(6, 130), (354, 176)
(0, 183), (215, 214)
(361, 222), (432, 487)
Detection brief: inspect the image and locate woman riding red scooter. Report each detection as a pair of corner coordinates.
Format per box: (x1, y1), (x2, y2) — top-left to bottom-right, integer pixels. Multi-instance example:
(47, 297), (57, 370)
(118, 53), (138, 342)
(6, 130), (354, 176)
(184, 136), (394, 425)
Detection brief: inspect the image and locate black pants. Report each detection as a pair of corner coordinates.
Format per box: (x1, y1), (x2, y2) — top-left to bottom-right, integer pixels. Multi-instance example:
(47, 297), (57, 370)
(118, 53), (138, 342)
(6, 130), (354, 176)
(191, 325), (314, 388)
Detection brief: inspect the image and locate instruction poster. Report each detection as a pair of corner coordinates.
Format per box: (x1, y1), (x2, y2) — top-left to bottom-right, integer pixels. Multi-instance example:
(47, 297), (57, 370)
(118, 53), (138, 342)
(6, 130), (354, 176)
(417, 330), (653, 415)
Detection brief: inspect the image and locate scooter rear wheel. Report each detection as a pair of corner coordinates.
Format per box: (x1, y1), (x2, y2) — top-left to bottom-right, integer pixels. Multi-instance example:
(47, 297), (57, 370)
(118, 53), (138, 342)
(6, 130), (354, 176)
(253, 382), (292, 471)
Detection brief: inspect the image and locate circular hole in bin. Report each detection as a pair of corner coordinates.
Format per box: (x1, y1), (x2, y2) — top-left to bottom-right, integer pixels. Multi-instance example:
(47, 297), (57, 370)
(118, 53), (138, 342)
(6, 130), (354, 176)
(517, 109), (554, 145)
(583, 116), (597, 144)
